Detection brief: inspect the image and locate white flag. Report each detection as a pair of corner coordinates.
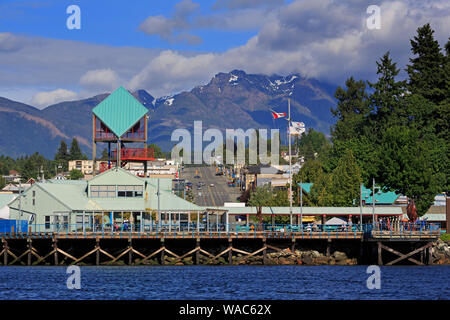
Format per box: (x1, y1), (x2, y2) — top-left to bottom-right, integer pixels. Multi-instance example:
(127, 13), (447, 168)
(288, 121), (305, 135)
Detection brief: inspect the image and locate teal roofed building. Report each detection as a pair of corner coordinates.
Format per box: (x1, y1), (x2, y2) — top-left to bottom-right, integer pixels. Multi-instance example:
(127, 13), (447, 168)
(92, 86), (154, 175)
(297, 183), (401, 205)
(8, 168), (205, 233)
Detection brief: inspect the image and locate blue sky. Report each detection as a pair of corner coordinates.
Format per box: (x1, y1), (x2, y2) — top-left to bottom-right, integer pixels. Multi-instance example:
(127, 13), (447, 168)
(0, 0), (258, 51)
(0, 0), (448, 107)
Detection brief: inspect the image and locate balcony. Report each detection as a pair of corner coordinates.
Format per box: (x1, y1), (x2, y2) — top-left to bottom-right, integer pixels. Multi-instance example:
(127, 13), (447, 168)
(112, 148), (155, 161)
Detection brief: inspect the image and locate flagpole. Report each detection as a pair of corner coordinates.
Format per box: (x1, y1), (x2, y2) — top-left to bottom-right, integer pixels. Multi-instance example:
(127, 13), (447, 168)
(288, 98), (293, 227)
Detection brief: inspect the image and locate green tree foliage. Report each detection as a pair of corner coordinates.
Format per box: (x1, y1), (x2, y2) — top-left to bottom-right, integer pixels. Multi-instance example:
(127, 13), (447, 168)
(55, 140), (69, 171)
(148, 143), (166, 159)
(0, 175), (5, 190)
(55, 141), (69, 161)
(69, 169), (83, 180)
(297, 128), (331, 161)
(407, 23), (446, 105)
(377, 126), (446, 215)
(328, 149), (362, 206)
(100, 148), (109, 160)
(368, 51), (407, 135)
(331, 77), (370, 142)
(327, 23), (449, 215)
(69, 138), (83, 160)
(310, 173), (333, 206)
(294, 159), (325, 184)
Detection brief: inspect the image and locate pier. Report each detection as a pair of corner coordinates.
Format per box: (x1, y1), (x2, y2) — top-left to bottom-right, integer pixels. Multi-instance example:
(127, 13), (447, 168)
(0, 222), (440, 266)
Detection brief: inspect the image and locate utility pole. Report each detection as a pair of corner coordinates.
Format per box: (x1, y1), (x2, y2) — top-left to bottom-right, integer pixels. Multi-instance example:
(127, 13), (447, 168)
(360, 183), (363, 231)
(288, 98), (293, 226)
(372, 178), (376, 227)
(157, 178), (161, 231)
(300, 180), (303, 226)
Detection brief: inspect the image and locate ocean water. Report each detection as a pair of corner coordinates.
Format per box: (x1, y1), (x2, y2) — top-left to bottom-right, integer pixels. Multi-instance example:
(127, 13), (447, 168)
(0, 265), (449, 300)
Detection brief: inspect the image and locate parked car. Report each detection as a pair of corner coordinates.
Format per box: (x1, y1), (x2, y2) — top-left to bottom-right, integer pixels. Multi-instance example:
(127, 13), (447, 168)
(210, 184), (214, 187)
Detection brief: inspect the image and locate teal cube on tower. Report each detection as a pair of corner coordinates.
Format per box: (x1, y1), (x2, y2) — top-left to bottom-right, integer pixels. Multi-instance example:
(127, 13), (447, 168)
(92, 86), (154, 175)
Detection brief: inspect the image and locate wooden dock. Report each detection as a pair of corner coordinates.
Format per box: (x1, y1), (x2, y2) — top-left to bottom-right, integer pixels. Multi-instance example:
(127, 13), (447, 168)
(0, 226), (441, 267)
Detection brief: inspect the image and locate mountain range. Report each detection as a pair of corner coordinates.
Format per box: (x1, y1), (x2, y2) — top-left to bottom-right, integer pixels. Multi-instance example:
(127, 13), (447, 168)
(0, 70), (338, 158)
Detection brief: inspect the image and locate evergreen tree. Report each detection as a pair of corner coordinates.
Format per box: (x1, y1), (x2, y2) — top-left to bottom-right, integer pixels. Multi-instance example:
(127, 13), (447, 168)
(294, 159), (325, 184)
(101, 148), (109, 160)
(368, 51), (407, 134)
(331, 77), (370, 142)
(310, 173), (333, 206)
(329, 149), (362, 206)
(55, 141), (69, 171)
(69, 138), (83, 160)
(407, 23), (446, 105)
(148, 143), (165, 159)
(55, 141), (69, 161)
(0, 175), (5, 190)
(69, 169), (83, 180)
(377, 126), (446, 215)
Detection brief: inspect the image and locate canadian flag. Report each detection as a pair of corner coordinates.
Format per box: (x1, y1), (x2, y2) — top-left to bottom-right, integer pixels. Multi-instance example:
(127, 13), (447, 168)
(271, 112), (287, 119)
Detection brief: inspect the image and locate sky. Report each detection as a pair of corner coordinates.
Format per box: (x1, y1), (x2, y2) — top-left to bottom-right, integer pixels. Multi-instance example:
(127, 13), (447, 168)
(0, 0), (449, 108)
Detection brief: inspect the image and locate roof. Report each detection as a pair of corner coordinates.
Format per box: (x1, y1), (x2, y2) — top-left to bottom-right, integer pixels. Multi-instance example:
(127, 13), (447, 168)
(209, 206), (404, 216)
(325, 217), (347, 225)
(0, 193), (16, 208)
(297, 182), (313, 193)
(88, 167), (143, 186)
(92, 86), (148, 137)
(8, 169), (204, 212)
(361, 186), (400, 204)
(297, 183), (400, 204)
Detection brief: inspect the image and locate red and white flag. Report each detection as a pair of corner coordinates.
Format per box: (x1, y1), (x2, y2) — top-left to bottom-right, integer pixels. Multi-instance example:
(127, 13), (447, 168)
(271, 112), (287, 119)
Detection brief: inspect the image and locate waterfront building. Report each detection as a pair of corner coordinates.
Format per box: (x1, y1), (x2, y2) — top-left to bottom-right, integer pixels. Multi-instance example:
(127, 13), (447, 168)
(7, 167), (204, 232)
(0, 193), (16, 219)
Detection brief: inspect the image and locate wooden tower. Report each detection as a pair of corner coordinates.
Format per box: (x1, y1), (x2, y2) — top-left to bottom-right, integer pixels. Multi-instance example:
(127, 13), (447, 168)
(92, 86), (154, 175)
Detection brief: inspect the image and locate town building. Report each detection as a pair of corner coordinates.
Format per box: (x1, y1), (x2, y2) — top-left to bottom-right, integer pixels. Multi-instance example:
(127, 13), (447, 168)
(8, 167), (204, 232)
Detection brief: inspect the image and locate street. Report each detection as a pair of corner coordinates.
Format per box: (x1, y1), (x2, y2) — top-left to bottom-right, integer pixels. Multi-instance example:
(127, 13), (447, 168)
(181, 166), (242, 207)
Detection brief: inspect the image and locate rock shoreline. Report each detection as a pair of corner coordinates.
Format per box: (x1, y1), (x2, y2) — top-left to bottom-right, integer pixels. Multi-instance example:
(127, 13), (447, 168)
(62, 239), (450, 266)
(131, 249), (357, 266)
(431, 239), (450, 265)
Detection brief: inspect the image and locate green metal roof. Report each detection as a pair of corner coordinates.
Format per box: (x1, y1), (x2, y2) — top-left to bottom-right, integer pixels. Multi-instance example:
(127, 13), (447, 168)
(9, 169), (204, 213)
(210, 206), (403, 215)
(297, 183), (400, 205)
(297, 183), (313, 193)
(92, 86), (148, 137)
(361, 186), (400, 205)
(0, 193), (16, 208)
(88, 167), (142, 186)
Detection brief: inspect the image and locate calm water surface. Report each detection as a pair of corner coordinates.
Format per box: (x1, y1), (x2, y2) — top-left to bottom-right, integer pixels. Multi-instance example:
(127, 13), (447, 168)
(0, 265), (449, 300)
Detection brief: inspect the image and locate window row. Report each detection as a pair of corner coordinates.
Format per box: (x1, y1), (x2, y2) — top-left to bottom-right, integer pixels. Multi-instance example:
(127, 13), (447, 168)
(90, 185), (143, 198)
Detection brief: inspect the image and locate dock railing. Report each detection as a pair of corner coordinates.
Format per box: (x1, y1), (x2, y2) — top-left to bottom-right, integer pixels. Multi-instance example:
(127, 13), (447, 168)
(0, 222), (440, 240)
(370, 221), (441, 239)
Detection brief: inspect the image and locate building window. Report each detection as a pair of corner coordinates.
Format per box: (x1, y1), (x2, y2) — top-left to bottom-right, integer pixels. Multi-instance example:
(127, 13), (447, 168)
(45, 216), (50, 229)
(118, 185), (143, 198)
(90, 185), (116, 197)
(32, 198), (35, 206)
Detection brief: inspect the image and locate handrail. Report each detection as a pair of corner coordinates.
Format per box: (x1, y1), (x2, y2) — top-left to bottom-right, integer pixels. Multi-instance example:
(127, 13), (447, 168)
(1, 221), (441, 238)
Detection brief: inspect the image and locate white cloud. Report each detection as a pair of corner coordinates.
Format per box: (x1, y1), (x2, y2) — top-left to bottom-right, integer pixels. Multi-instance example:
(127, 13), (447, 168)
(1, 0), (450, 104)
(31, 89), (78, 107)
(79, 68), (121, 91)
(139, 0), (202, 44)
(213, 0), (284, 10)
(130, 0), (450, 92)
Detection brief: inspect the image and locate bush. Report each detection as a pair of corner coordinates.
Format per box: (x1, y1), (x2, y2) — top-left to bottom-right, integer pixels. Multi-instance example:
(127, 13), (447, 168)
(440, 233), (450, 241)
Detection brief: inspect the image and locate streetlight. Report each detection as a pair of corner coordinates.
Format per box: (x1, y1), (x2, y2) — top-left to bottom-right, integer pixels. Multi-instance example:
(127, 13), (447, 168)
(372, 178), (381, 228)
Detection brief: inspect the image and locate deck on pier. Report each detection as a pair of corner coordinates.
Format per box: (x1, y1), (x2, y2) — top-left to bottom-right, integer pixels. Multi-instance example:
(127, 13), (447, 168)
(370, 230), (440, 241)
(2, 230), (364, 240)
